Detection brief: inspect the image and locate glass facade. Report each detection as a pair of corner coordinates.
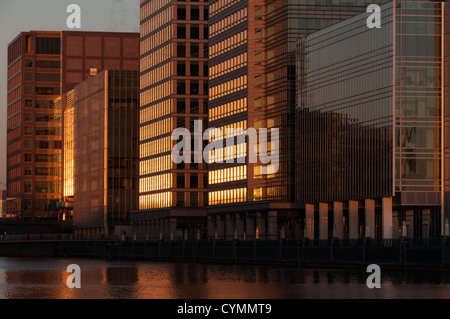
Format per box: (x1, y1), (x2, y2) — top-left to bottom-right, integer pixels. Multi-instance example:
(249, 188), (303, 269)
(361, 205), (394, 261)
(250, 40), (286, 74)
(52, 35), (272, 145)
(297, 0), (444, 238)
(72, 70), (139, 230)
(208, 0), (388, 207)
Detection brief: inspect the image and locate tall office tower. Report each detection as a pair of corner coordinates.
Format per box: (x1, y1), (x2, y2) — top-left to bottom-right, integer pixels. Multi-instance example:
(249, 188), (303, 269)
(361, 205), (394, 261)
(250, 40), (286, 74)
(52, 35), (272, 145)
(135, 0), (209, 240)
(297, 0), (445, 240)
(207, 0), (387, 240)
(6, 31), (139, 221)
(59, 70), (139, 238)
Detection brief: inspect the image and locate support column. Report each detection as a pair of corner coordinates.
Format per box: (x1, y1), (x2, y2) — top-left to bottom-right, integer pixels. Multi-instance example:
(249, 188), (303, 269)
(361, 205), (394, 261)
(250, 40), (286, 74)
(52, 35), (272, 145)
(365, 199), (375, 238)
(207, 215), (215, 239)
(333, 202), (343, 239)
(267, 211), (277, 240)
(256, 212), (266, 239)
(382, 197), (393, 239)
(169, 218), (177, 240)
(236, 214), (245, 240)
(319, 203), (328, 240)
(216, 215), (225, 239)
(349, 200), (359, 239)
(246, 213), (255, 240)
(305, 204), (314, 239)
(225, 214), (234, 240)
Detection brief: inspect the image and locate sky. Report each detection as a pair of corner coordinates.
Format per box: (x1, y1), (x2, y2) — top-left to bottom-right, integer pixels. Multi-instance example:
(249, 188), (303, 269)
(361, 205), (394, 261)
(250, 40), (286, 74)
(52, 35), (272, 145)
(0, 0), (140, 191)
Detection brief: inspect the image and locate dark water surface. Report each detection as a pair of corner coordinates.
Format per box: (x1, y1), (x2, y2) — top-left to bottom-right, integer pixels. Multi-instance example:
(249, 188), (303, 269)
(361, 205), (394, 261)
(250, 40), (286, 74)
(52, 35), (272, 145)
(0, 257), (449, 298)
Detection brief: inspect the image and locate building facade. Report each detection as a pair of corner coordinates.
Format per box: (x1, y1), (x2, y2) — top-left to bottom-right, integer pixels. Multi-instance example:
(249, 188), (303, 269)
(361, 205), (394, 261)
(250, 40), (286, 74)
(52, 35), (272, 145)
(296, 0), (444, 239)
(133, 0), (209, 240)
(6, 31), (139, 221)
(65, 70), (139, 238)
(206, 0), (387, 240)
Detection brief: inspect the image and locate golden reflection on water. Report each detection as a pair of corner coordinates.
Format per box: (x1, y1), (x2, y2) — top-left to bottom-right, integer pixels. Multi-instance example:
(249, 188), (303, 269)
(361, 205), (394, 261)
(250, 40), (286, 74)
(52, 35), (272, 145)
(0, 257), (449, 299)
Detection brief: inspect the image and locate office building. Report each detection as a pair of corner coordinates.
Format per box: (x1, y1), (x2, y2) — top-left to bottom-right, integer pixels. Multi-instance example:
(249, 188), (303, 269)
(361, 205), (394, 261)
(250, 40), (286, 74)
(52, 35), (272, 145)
(132, 0), (209, 240)
(59, 70), (139, 238)
(207, 0), (387, 240)
(296, 0), (444, 239)
(6, 31), (139, 221)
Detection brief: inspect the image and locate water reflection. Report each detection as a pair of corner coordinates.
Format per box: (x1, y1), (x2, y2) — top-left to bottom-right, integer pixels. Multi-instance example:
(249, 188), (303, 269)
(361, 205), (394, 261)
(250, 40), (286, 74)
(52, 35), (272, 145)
(0, 257), (449, 298)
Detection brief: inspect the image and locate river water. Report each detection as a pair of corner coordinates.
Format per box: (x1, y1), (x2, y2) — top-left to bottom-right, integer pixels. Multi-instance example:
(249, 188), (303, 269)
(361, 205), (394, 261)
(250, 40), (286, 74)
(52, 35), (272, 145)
(0, 257), (449, 299)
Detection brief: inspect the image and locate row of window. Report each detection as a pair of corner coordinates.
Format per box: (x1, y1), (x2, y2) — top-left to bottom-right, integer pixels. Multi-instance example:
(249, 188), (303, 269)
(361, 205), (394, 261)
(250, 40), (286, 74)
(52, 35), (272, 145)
(209, 75), (247, 101)
(141, 80), (171, 105)
(208, 187), (246, 205)
(139, 191), (171, 210)
(140, 154), (172, 176)
(209, 98), (247, 121)
(140, 173), (172, 193)
(210, 52), (247, 80)
(175, 173), (207, 188)
(140, 99), (171, 124)
(209, 165), (247, 184)
(209, 0), (240, 18)
(177, 98), (207, 114)
(24, 113), (61, 122)
(208, 120), (247, 140)
(140, 62), (171, 90)
(24, 180), (61, 194)
(176, 42), (208, 58)
(209, 30), (247, 58)
(24, 140), (62, 149)
(210, 7), (247, 38)
(140, 136), (171, 158)
(141, 7), (171, 38)
(140, 117), (171, 141)
(208, 143), (247, 164)
(24, 73), (61, 83)
(176, 80), (208, 96)
(140, 44), (170, 73)
(141, 0), (171, 23)
(140, 25), (171, 56)
(176, 5), (208, 21)
(24, 167), (61, 177)
(176, 61), (208, 77)
(25, 126), (61, 136)
(176, 24), (208, 40)
(25, 153), (61, 163)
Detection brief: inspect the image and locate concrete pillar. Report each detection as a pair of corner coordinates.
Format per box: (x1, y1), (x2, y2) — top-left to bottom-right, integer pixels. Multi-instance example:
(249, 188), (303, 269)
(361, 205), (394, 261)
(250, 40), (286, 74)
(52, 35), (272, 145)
(365, 199), (375, 238)
(333, 202), (344, 239)
(305, 204), (314, 239)
(256, 212), (266, 239)
(207, 215), (215, 239)
(319, 203), (328, 240)
(216, 215), (225, 239)
(236, 214), (245, 240)
(246, 213), (255, 240)
(349, 200), (359, 239)
(225, 214), (234, 240)
(267, 211), (277, 240)
(382, 197), (393, 239)
(169, 218), (177, 240)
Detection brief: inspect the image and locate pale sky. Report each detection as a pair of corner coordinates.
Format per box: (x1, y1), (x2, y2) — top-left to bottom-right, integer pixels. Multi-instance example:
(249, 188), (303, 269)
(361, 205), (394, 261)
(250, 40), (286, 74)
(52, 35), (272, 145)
(0, 0), (140, 191)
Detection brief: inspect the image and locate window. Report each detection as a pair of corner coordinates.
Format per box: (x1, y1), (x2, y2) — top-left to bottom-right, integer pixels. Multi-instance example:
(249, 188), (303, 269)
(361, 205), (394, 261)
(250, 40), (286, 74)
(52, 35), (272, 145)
(177, 62), (186, 76)
(191, 25), (200, 39)
(36, 37), (61, 55)
(25, 127), (33, 135)
(204, 26), (208, 39)
(177, 192), (185, 207)
(204, 7), (209, 20)
(190, 192), (198, 207)
(25, 153), (32, 162)
(191, 43), (199, 57)
(255, 29), (262, 42)
(25, 59), (33, 68)
(24, 181), (32, 193)
(177, 174), (185, 188)
(191, 80), (199, 95)
(177, 99), (186, 113)
(177, 43), (186, 57)
(190, 99), (199, 113)
(177, 6), (186, 20)
(190, 62), (199, 76)
(25, 167), (32, 176)
(203, 62), (208, 77)
(24, 86), (33, 95)
(177, 117), (185, 128)
(177, 80), (186, 94)
(255, 6), (263, 19)
(190, 174), (199, 188)
(24, 140), (33, 149)
(25, 100), (33, 107)
(177, 25), (186, 39)
(191, 7), (200, 20)
(24, 113), (33, 121)
(25, 73), (33, 81)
